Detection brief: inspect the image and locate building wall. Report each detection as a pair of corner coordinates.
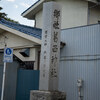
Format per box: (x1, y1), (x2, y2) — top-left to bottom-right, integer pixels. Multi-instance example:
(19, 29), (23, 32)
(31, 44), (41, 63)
(35, 0), (100, 29)
(13, 48), (36, 61)
(0, 32), (40, 69)
(0, 32), (35, 49)
(36, 0), (88, 29)
(59, 24), (100, 100)
(35, 10), (43, 29)
(56, 0), (88, 29)
(89, 6), (100, 24)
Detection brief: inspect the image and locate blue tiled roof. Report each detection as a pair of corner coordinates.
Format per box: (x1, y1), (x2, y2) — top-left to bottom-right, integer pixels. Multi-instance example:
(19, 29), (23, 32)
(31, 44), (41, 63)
(21, 0), (40, 15)
(0, 18), (42, 39)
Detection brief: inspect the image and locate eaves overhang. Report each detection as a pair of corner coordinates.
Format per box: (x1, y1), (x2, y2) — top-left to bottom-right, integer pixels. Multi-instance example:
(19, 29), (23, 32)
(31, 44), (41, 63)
(87, 0), (98, 3)
(21, 0), (99, 20)
(0, 24), (42, 44)
(21, 0), (52, 20)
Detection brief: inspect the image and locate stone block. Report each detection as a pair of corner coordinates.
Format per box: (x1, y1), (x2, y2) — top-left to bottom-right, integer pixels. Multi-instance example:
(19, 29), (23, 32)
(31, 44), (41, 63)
(30, 90), (66, 100)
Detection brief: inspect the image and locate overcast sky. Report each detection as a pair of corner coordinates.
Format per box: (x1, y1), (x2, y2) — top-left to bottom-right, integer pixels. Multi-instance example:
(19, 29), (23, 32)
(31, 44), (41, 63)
(0, 0), (38, 26)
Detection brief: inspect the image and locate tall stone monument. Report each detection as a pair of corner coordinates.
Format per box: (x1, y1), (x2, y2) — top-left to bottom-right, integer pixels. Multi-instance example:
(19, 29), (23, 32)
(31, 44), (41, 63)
(30, 2), (66, 100)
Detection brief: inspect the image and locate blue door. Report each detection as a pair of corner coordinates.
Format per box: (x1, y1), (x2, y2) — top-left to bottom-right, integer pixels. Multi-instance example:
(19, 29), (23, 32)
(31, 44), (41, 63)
(16, 69), (39, 100)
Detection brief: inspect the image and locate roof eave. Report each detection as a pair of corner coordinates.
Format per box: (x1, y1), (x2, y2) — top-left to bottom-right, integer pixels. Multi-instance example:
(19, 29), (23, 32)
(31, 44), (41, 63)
(86, 0), (98, 3)
(0, 24), (41, 44)
(21, 0), (52, 20)
(22, 0), (99, 20)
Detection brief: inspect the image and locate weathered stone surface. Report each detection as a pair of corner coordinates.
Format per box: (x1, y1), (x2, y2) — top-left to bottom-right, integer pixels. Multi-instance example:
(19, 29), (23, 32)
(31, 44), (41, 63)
(30, 90), (66, 100)
(39, 1), (61, 91)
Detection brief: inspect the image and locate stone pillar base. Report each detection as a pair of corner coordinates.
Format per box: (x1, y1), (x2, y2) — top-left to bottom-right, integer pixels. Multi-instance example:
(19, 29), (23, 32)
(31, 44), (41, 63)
(30, 90), (66, 100)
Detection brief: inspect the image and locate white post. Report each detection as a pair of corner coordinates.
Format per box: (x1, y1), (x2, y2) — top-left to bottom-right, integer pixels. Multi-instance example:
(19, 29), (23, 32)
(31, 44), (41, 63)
(39, 2), (61, 91)
(1, 62), (6, 100)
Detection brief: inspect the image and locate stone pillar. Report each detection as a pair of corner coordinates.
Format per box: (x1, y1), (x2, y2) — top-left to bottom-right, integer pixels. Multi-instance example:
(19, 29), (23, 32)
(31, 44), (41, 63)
(39, 1), (61, 91)
(30, 2), (66, 100)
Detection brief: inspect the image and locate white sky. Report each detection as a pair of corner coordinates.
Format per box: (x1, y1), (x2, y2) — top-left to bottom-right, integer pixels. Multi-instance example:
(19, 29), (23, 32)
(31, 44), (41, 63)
(0, 0), (38, 26)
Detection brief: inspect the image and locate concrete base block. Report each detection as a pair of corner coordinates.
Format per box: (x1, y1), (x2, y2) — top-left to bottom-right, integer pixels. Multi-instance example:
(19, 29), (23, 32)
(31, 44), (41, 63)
(30, 90), (66, 100)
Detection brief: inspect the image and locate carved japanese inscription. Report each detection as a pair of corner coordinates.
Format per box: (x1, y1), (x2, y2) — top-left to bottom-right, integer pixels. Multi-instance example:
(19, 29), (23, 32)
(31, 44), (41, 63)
(39, 2), (61, 91)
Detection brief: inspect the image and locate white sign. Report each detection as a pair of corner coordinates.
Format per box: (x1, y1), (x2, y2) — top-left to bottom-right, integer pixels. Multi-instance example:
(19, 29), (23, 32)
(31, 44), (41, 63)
(4, 48), (13, 62)
(39, 2), (61, 91)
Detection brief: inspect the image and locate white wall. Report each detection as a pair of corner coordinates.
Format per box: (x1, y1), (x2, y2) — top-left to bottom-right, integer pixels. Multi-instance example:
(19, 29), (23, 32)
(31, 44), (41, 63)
(89, 6), (100, 24)
(35, 0), (100, 29)
(0, 32), (40, 69)
(35, 10), (43, 29)
(35, 0), (88, 29)
(56, 0), (88, 29)
(0, 32), (35, 49)
(13, 48), (36, 61)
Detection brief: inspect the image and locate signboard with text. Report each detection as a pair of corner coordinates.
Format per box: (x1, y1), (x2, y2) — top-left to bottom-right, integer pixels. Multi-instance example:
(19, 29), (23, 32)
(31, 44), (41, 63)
(4, 48), (13, 63)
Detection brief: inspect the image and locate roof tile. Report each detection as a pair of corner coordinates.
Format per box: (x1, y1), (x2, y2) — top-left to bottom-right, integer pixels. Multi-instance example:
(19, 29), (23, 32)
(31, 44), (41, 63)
(0, 19), (42, 39)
